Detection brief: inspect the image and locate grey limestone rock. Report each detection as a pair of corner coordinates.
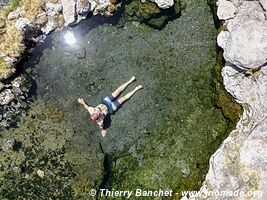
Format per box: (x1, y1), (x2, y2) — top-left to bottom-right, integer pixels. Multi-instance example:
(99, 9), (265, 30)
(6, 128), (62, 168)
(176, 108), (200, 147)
(217, 1), (267, 70)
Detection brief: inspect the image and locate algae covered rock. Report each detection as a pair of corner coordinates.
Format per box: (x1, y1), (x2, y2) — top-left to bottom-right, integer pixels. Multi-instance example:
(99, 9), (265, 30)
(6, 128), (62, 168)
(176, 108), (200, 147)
(122, 0), (183, 29)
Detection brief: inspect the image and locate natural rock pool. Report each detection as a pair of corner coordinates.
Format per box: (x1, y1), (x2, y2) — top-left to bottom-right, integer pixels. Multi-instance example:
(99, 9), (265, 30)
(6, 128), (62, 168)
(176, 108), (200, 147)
(0, 0), (240, 199)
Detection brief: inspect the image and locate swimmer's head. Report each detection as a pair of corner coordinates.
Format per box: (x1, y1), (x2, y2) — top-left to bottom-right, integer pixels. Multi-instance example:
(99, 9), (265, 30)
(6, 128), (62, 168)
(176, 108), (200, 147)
(90, 109), (100, 121)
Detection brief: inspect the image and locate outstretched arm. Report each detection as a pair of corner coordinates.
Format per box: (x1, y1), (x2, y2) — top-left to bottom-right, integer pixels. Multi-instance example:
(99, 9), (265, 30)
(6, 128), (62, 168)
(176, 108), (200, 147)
(78, 98), (95, 115)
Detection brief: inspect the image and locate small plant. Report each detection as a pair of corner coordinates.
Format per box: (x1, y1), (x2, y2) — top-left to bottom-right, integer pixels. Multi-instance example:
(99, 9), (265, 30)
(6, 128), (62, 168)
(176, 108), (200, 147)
(0, 60), (15, 80)
(0, 21), (25, 58)
(10, 0), (20, 11)
(0, 6), (12, 18)
(21, 0), (43, 20)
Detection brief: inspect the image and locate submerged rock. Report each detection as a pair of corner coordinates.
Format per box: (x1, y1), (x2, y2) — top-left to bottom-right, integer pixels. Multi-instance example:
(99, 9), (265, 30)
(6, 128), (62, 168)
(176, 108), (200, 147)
(0, 74), (31, 129)
(37, 169), (45, 178)
(1, 139), (15, 151)
(122, 0), (182, 29)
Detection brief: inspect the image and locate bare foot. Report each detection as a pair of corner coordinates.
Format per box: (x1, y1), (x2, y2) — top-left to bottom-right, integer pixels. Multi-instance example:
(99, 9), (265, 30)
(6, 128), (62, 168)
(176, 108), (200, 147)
(136, 85), (143, 90)
(130, 76), (136, 82)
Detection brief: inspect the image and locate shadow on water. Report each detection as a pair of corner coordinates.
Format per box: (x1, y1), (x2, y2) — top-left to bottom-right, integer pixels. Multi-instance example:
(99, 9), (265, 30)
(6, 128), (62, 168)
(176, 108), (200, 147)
(73, 10), (123, 36)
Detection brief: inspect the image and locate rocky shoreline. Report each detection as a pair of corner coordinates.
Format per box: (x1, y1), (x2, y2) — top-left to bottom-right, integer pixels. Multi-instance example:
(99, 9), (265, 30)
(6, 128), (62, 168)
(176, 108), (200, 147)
(186, 0), (267, 199)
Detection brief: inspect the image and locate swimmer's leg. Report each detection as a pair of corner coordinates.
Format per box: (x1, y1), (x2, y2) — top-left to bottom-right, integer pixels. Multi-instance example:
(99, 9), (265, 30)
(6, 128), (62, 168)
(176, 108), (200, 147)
(111, 76), (136, 98)
(118, 85), (143, 105)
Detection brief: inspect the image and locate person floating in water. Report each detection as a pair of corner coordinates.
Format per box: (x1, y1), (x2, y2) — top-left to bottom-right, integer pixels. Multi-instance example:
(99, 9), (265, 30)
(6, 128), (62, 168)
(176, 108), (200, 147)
(78, 76), (143, 137)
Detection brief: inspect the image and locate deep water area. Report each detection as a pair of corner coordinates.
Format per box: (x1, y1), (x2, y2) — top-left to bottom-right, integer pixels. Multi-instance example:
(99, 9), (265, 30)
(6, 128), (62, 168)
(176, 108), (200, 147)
(0, 0), (239, 199)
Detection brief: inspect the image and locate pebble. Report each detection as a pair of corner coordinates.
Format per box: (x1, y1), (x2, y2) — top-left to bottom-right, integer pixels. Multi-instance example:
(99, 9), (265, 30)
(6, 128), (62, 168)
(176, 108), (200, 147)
(2, 139), (15, 151)
(37, 169), (45, 178)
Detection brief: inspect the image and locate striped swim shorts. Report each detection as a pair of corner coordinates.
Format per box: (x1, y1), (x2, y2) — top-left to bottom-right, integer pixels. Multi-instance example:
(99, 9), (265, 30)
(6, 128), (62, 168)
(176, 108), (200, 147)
(100, 95), (121, 114)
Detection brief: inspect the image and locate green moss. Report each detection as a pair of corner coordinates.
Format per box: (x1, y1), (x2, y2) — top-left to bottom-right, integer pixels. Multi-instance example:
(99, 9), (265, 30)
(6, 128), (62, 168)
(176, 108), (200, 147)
(10, 0), (20, 11)
(121, 0), (182, 29)
(139, 2), (161, 19)
(147, 16), (169, 29)
(213, 50), (242, 129)
(0, 146), (76, 199)
(124, 0), (161, 20)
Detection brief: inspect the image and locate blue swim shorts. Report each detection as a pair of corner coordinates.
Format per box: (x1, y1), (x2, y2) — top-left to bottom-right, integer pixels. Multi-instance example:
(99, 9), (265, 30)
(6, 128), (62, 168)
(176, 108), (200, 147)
(100, 95), (121, 114)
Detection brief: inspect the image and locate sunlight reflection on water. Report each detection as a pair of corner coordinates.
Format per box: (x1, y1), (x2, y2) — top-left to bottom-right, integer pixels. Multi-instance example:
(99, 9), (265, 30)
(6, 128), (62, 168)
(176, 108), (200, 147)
(64, 31), (77, 45)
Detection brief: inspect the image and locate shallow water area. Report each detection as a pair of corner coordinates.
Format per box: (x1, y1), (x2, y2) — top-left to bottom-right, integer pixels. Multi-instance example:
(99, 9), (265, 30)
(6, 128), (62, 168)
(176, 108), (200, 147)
(0, 0), (235, 199)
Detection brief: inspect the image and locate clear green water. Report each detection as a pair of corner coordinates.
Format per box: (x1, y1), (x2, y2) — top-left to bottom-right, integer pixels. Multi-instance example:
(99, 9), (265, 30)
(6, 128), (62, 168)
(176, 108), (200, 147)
(0, 0), (239, 199)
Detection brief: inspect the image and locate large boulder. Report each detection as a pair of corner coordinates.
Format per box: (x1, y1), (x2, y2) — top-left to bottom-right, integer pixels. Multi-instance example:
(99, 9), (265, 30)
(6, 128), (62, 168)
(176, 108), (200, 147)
(216, 0), (236, 20)
(217, 1), (267, 69)
(61, 0), (76, 26)
(7, 7), (23, 20)
(41, 2), (63, 33)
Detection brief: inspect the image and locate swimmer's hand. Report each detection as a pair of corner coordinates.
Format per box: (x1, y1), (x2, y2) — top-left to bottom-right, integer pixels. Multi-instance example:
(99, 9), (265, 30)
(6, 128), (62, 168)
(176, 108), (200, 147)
(77, 98), (85, 105)
(101, 129), (107, 137)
